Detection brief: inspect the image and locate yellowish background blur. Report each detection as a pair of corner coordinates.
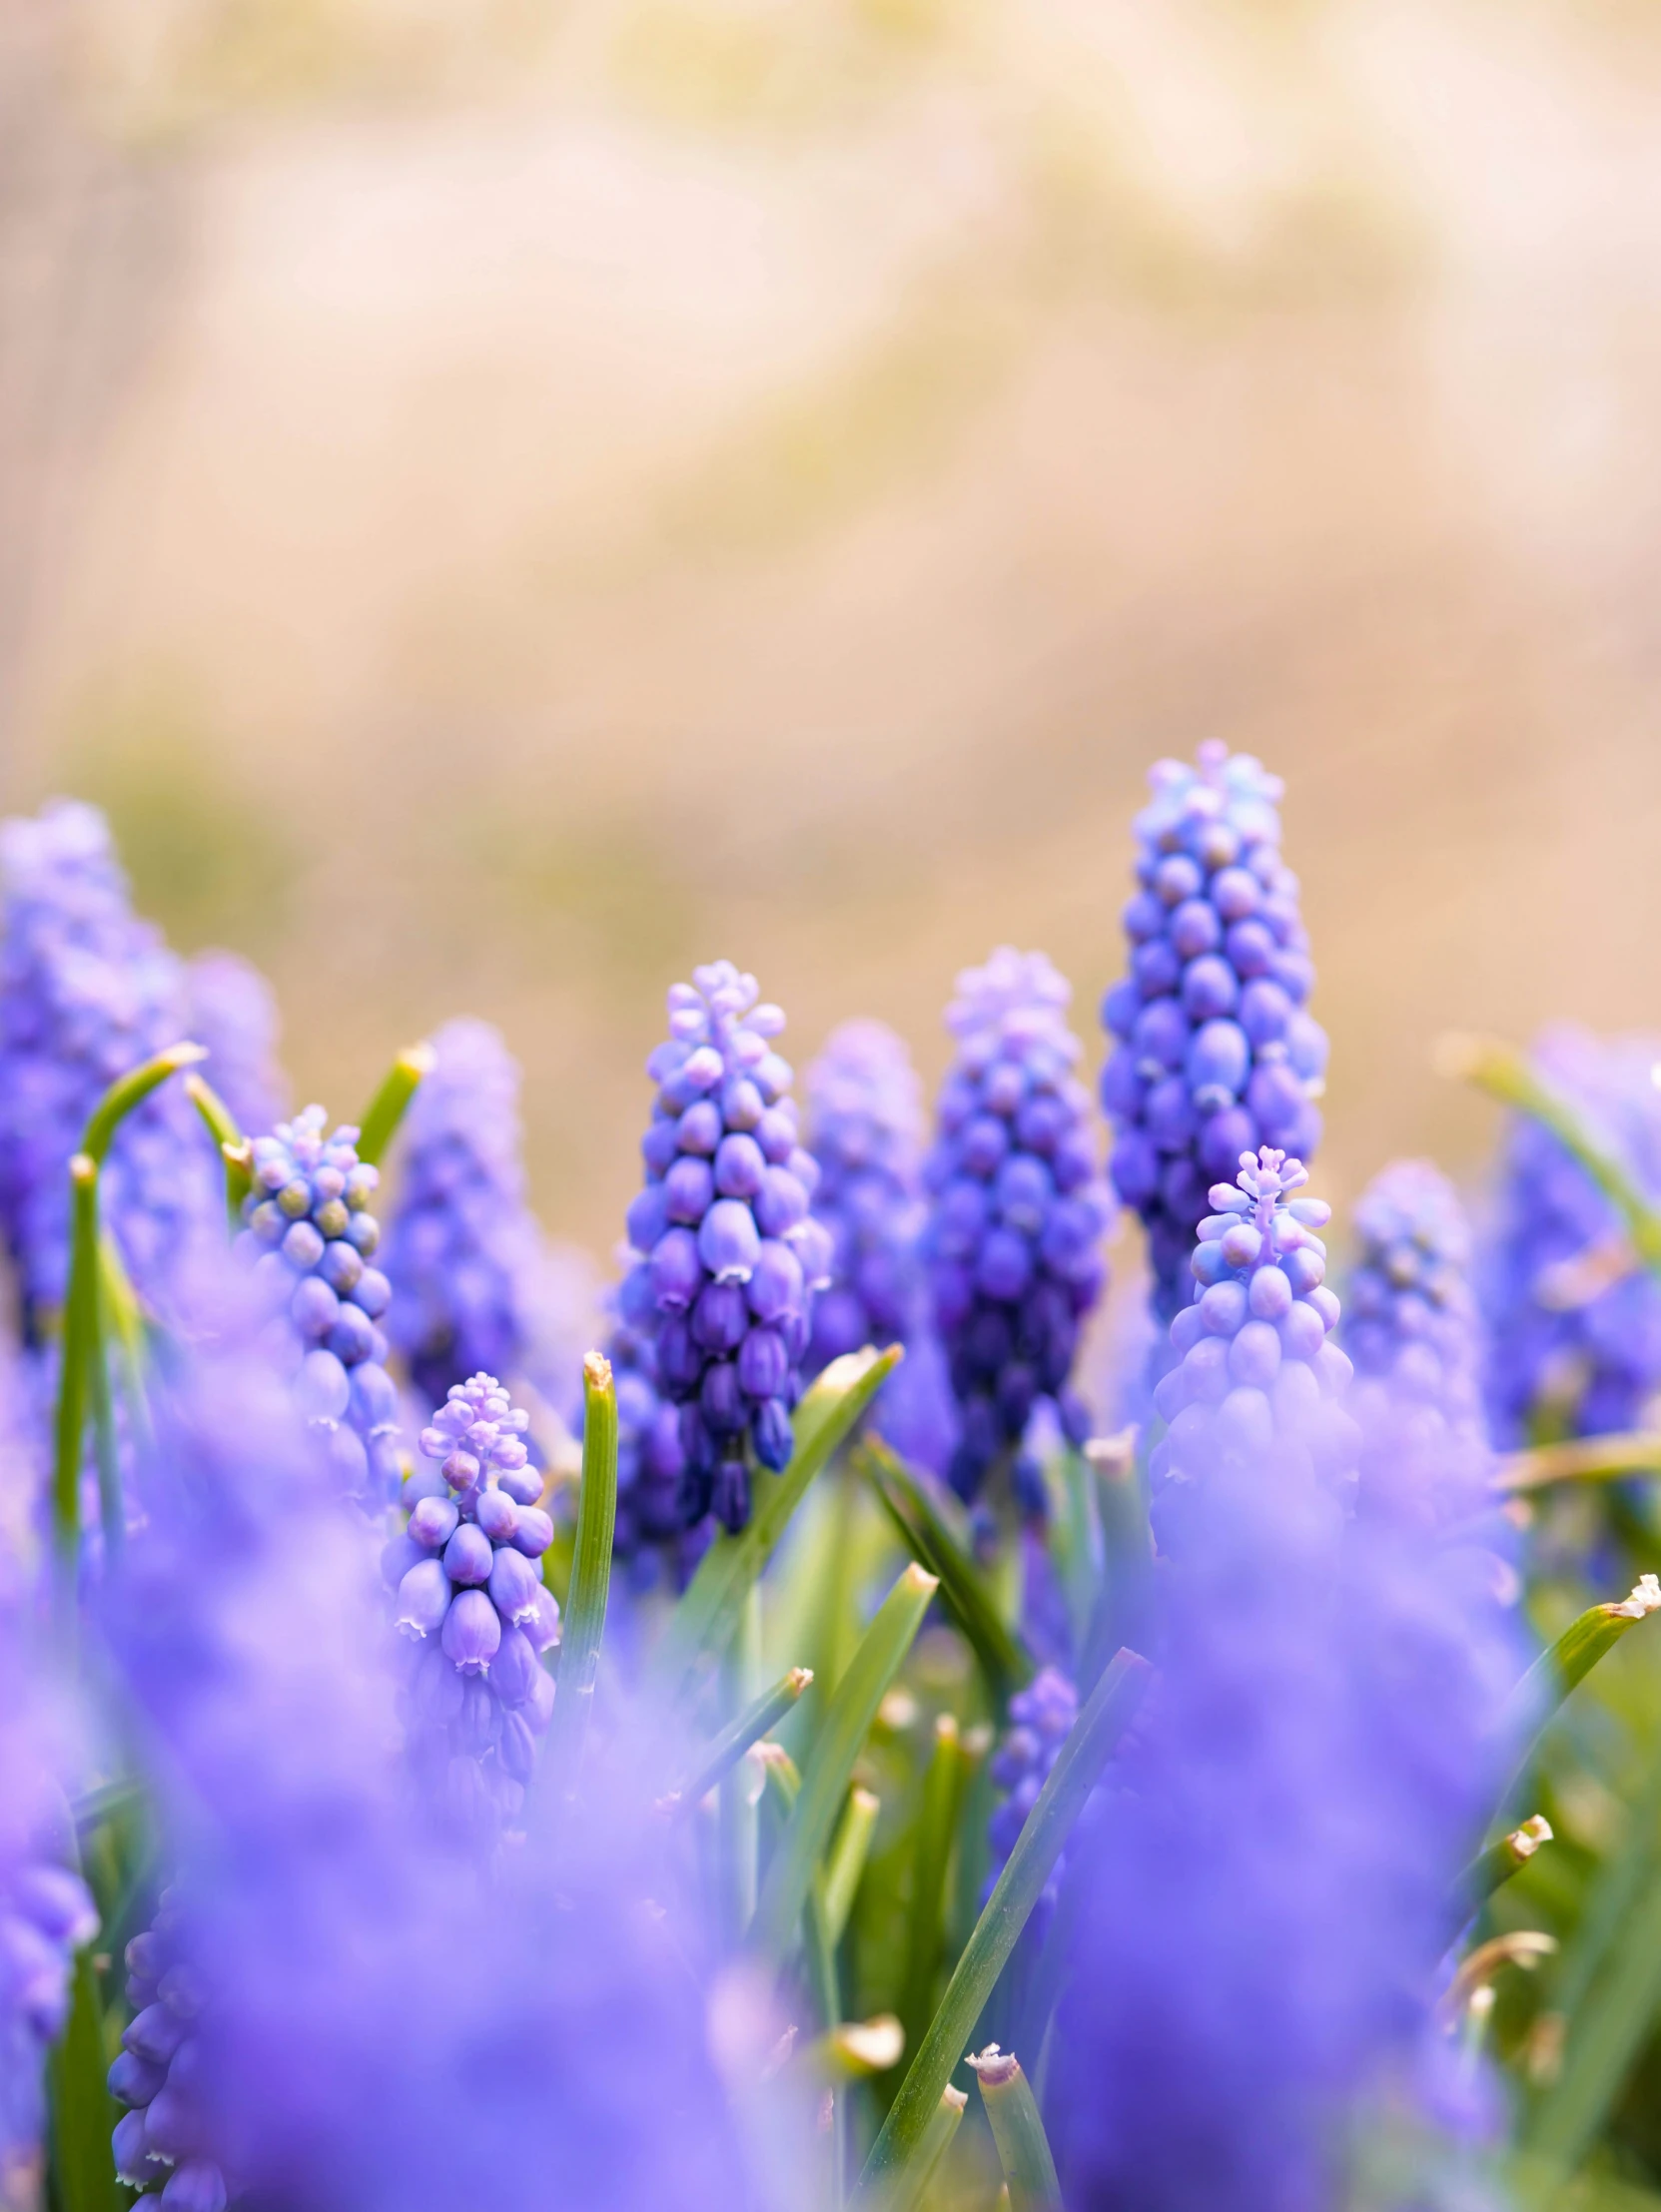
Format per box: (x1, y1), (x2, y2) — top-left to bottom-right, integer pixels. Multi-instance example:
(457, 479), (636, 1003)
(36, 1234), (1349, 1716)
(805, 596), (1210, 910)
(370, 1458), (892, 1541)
(4, 0), (1661, 1263)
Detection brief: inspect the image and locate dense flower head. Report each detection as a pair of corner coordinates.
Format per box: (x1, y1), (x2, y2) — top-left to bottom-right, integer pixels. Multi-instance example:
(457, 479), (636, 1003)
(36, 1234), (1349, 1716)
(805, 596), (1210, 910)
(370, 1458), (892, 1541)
(385, 1374), (560, 1827)
(924, 948), (1115, 1502)
(803, 1020), (927, 1371)
(382, 1018), (595, 1421)
(186, 950), (289, 1140)
(1344, 1159), (1491, 1529)
(987, 1666), (1077, 1934)
(240, 1106), (400, 1504)
(109, 1893), (226, 2210)
(609, 1306), (689, 1562)
(1483, 1027), (1661, 1444)
(1051, 1191), (1524, 2212)
(1150, 1147), (1357, 1551)
(1101, 743), (1326, 1319)
(621, 962), (829, 1538)
(0, 798), (221, 1332)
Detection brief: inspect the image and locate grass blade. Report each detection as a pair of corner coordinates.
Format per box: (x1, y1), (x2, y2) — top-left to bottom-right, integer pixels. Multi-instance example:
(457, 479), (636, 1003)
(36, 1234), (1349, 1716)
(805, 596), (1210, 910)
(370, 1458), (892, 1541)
(751, 1562), (937, 1963)
(662, 1666), (814, 1817)
(879, 2087), (966, 2212)
(1452, 1816), (1554, 1918)
(655, 1346), (902, 1694)
(184, 1069), (252, 1223)
(1495, 1431), (1661, 1493)
(82, 1043), (207, 1164)
(968, 2048), (1060, 2212)
(855, 1437), (1034, 1702)
(823, 1785), (881, 1946)
(899, 1716), (969, 2070)
(1528, 1853), (1661, 2171)
(547, 1351), (618, 1804)
(1493, 1579), (1661, 1828)
(861, 1648), (1152, 2192)
(355, 1040), (435, 1166)
(49, 1946), (119, 2212)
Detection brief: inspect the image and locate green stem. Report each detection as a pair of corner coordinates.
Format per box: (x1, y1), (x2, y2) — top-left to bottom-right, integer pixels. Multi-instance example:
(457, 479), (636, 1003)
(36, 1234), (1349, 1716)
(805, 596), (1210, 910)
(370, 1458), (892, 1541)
(969, 2048), (1060, 2212)
(1494, 1431), (1661, 1493)
(664, 1666), (814, 1818)
(655, 1346), (902, 1696)
(83, 1042), (206, 1164)
(757, 1749), (841, 2032)
(1453, 1816), (1554, 1918)
(823, 1785), (881, 1946)
(1493, 1580), (1661, 1830)
(184, 1070), (252, 1224)
(879, 2088), (966, 2212)
(751, 1562), (938, 1964)
(861, 1648), (1152, 2191)
(48, 1946), (119, 2212)
(548, 1351), (618, 1805)
(51, 1156), (101, 1619)
(355, 1040), (436, 1166)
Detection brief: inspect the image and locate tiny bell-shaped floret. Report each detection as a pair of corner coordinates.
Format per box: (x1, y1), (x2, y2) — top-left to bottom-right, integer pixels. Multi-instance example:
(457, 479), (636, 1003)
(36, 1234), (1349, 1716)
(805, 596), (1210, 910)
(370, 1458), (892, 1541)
(620, 963), (823, 1541)
(108, 1903), (228, 2208)
(1102, 745), (1327, 1322)
(923, 949), (1116, 1504)
(986, 1666), (1080, 1941)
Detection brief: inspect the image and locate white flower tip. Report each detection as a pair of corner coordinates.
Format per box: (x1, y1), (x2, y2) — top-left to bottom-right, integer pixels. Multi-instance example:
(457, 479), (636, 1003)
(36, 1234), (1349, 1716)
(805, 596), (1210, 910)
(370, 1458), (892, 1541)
(1617, 1573), (1661, 1619)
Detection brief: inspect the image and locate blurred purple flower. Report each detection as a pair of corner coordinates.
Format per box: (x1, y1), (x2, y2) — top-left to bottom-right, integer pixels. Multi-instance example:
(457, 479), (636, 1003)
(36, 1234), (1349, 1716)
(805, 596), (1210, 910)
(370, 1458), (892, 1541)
(0, 799), (220, 1335)
(923, 948), (1115, 1504)
(1482, 1027), (1661, 1444)
(186, 950), (289, 1140)
(381, 1018), (597, 1423)
(1101, 744), (1326, 1322)
(1050, 1153), (1523, 2212)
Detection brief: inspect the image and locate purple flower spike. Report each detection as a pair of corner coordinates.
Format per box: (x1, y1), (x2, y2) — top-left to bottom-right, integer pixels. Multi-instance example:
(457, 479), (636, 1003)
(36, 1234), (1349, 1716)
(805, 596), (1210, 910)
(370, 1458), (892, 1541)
(1482, 1027), (1661, 1443)
(381, 1019), (596, 1425)
(242, 1106), (400, 1506)
(1102, 745), (1327, 1322)
(400, 1374), (556, 1816)
(615, 961), (820, 1546)
(1342, 1159), (1491, 1530)
(0, 799), (224, 1337)
(923, 949), (1116, 1504)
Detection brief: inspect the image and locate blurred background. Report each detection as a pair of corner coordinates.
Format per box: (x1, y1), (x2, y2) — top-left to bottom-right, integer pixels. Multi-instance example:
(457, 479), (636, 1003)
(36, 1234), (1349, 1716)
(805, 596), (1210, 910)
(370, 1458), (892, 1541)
(4, 0), (1661, 1265)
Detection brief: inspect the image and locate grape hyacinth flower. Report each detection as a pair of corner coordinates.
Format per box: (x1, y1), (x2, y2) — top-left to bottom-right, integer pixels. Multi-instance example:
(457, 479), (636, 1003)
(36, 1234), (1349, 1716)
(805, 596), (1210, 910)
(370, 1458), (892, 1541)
(387, 1373), (559, 1823)
(109, 1893), (226, 2210)
(185, 950), (289, 1139)
(1101, 744), (1327, 1322)
(609, 1300), (688, 1562)
(1483, 1027), (1661, 1444)
(621, 962), (829, 1537)
(923, 949), (1115, 1504)
(382, 1018), (595, 1420)
(241, 1106), (400, 1503)
(0, 798), (221, 1336)
(803, 1020), (927, 1371)
(986, 1666), (1077, 1937)
(1150, 1146), (1357, 1553)
(1051, 1154), (1523, 2212)
(1343, 1159), (1491, 1530)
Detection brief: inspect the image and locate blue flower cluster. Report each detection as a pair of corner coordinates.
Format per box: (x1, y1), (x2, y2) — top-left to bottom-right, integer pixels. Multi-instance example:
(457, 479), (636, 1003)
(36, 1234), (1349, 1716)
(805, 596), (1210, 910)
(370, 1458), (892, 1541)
(1483, 1027), (1661, 1444)
(987, 1666), (1077, 1934)
(1052, 1156), (1521, 2212)
(1344, 1158), (1490, 1528)
(0, 800), (220, 1334)
(609, 1299), (688, 1561)
(387, 1374), (559, 1823)
(186, 950), (289, 1140)
(1150, 1146), (1357, 1551)
(110, 1895), (226, 2211)
(803, 1019), (927, 1372)
(924, 948), (1114, 1504)
(240, 1107), (400, 1503)
(382, 1018), (594, 1420)
(622, 962), (830, 1536)
(1102, 744), (1326, 1320)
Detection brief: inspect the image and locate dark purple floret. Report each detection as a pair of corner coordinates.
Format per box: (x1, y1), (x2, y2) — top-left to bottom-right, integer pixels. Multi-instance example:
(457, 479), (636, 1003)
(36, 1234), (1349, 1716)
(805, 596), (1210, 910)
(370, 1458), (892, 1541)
(986, 1665), (1078, 1940)
(381, 1018), (595, 1421)
(1481, 1027), (1661, 1445)
(620, 962), (825, 1538)
(0, 799), (221, 1338)
(1101, 744), (1326, 1323)
(924, 948), (1115, 1504)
